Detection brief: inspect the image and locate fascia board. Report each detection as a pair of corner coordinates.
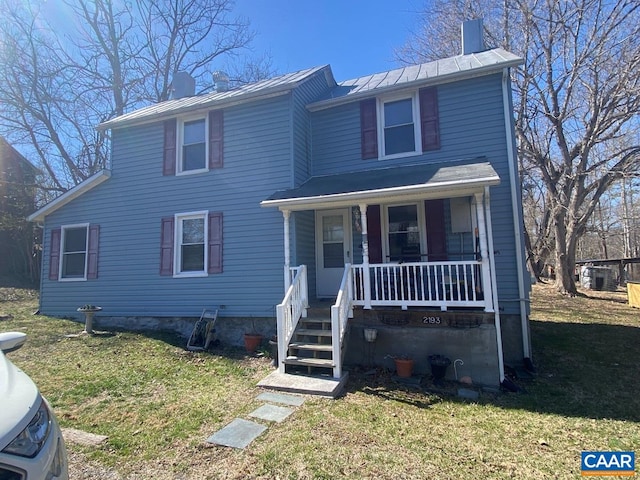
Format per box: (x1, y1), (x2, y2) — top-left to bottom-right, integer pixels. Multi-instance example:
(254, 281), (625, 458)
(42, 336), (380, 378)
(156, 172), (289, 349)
(260, 175), (500, 212)
(27, 169), (111, 223)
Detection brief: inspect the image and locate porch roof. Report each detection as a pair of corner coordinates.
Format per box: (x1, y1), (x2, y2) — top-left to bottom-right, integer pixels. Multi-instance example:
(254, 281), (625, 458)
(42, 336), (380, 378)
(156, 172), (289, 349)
(261, 157), (499, 211)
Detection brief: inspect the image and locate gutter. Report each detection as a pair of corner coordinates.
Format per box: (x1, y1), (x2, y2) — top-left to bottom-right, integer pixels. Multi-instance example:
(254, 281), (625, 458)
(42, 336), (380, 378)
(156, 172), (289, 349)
(261, 176), (499, 211)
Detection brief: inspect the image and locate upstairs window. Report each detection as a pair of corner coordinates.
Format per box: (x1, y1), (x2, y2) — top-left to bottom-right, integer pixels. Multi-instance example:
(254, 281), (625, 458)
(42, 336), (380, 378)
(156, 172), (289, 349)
(360, 87), (440, 160)
(382, 97), (417, 156)
(164, 111), (223, 175)
(179, 117), (207, 173)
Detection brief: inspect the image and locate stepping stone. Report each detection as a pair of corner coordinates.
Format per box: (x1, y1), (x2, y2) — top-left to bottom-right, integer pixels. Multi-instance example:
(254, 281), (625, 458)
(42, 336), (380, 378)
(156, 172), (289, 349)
(206, 418), (267, 449)
(256, 392), (305, 407)
(457, 388), (480, 400)
(62, 428), (108, 446)
(249, 404), (294, 423)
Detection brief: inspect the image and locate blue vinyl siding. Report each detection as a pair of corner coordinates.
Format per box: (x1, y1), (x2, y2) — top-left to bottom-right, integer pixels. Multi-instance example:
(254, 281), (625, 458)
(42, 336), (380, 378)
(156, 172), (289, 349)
(40, 95), (296, 318)
(309, 73), (523, 315)
(291, 69), (332, 186)
(38, 66), (527, 321)
(293, 210), (316, 297)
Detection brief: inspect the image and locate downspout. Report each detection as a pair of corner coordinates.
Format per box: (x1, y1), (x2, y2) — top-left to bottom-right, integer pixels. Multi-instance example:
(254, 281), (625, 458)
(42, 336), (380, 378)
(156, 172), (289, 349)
(502, 68), (531, 360)
(484, 187), (505, 383)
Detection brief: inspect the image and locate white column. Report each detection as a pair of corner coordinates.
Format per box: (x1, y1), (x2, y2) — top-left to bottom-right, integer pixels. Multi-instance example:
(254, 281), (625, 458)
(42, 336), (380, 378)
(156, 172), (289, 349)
(283, 209), (291, 292)
(474, 192), (493, 312)
(359, 204), (372, 309)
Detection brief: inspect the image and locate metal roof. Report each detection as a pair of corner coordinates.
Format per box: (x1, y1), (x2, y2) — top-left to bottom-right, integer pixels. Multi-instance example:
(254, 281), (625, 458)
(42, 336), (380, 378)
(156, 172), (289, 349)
(97, 48), (522, 129)
(307, 48), (523, 111)
(98, 65), (333, 130)
(261, 158), (499, 211)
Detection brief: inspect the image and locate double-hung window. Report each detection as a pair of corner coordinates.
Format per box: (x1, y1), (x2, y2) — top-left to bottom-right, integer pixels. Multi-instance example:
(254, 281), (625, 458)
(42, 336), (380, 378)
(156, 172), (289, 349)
(385, 204), (424, 262)
(61, 224), (89, 280)
(178, 116), (207, 174)
(175, 212), (207, 276)
(380, 94), (421, 158)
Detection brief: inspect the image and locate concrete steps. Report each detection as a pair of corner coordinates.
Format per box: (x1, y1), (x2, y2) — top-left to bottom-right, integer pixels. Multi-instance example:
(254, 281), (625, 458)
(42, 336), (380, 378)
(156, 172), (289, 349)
(283, 308), (334, 375)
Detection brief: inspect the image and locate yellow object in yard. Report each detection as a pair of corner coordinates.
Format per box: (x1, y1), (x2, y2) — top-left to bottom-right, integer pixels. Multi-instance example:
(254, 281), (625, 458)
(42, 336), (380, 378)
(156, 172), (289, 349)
(627, 282), (640, 308)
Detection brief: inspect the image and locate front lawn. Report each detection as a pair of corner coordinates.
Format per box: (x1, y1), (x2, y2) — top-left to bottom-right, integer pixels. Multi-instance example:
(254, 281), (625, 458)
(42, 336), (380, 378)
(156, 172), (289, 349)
(1, 282), (638, 479)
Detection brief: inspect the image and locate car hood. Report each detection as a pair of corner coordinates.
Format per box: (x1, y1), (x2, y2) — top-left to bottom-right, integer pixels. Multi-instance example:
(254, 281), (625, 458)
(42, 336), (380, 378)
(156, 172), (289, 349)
(0, 351), (40, 450)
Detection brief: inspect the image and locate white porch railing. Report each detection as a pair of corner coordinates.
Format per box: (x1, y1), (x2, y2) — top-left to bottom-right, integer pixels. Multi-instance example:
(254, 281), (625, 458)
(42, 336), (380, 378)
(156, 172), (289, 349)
(275, 265), (308, 373)
(330, 263), (355, 378)
(352, 261), (490, 311)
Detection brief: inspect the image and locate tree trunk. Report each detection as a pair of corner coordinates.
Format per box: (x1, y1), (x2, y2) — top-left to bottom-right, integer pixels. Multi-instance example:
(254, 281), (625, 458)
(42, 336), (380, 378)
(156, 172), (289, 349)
(553, 212), (578, 295)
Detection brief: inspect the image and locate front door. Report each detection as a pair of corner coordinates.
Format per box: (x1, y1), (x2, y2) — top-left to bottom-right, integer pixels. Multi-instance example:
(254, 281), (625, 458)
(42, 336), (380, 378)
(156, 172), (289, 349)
(316, 209), (351, 297)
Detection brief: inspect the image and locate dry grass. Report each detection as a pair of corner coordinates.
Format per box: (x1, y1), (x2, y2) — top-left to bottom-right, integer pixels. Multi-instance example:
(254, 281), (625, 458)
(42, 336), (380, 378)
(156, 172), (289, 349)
(1, 282), (639, 479)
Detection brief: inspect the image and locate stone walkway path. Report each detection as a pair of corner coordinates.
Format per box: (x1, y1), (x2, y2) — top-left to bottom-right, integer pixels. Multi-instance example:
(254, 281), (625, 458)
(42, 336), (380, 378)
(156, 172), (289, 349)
(206, 392), (305, 449)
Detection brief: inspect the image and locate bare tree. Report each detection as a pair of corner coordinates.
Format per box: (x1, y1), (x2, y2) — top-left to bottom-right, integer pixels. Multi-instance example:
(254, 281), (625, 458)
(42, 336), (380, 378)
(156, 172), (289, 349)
(397, 0), (640, 295)
(0, 0), (270, 196)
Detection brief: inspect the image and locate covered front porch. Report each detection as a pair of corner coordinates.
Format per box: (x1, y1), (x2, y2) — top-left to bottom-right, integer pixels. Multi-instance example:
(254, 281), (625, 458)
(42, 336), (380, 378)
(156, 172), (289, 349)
(261, 160), (506, 389)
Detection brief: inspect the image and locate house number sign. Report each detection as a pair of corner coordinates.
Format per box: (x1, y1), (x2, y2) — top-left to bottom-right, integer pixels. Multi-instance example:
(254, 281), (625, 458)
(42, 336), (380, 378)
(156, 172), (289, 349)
(422, 316), (442, 325)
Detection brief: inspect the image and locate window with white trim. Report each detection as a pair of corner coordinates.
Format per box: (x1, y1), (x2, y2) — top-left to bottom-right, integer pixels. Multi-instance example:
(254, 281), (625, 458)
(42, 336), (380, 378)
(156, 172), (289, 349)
(178, 116), (207, 174)
(379, 94), (421, 158)
(61, 224), (89, 280)
(175, 212), (207, 276)
(384, 204), (424, 262)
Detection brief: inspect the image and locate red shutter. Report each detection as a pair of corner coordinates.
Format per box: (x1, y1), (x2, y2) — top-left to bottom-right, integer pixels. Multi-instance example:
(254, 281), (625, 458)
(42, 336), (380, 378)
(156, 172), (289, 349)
(163, 119), (177, 175)
(87, 225), (100, 279)
(366, 205), (383, 263)
(208, 212), (223, 274)
(425, 199), (447, 261)
(49, 228), (61, 280)
(360, 99), (378, 160)
(160, 217), (174, 276)
(419, 87), (440, 151)
(209, 110), (223, 169)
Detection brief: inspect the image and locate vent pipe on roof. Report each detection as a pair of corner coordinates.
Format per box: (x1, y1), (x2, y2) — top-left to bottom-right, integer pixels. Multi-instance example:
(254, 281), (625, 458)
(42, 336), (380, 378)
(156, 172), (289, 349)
(461, 18), (485, 55)
(171, 72), (196, 99)
(212, 71), (230, 93)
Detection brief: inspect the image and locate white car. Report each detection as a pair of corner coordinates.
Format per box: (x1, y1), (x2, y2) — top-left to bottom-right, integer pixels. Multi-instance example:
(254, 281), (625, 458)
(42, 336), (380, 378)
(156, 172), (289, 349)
(0, 332), (68, 480)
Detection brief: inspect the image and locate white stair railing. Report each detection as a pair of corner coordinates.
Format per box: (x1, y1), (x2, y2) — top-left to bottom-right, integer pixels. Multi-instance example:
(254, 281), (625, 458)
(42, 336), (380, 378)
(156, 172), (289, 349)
(330, 264), (354, 378)
(275, 265), (308, 373)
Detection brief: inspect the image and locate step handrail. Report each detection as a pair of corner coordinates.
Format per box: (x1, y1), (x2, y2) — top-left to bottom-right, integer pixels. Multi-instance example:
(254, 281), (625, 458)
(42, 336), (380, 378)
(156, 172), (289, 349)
(330, 264), (354, 378)
(276, 265), (308, 373)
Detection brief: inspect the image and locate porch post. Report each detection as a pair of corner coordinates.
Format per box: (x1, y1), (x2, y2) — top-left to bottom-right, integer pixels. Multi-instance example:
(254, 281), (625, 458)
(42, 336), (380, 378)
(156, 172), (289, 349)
(474, 193), (493, 312)
(282, 209), (291, 292)
(359, 203), (371, 309)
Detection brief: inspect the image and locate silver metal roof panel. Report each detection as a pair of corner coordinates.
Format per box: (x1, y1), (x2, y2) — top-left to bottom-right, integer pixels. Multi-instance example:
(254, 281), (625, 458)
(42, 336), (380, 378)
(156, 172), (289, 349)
(99, 65), (332, 130)
(307, 48), (522, 111)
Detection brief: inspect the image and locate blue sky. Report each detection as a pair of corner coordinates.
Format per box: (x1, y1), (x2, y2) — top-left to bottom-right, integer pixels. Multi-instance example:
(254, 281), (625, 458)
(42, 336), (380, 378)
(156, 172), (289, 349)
(233, 1), (422, 81)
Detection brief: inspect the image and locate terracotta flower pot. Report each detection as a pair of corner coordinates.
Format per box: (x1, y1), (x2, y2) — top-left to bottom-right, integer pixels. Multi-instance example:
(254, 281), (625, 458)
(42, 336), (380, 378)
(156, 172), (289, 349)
(243, 333), (263, 353)
(394, 358), (415, 378)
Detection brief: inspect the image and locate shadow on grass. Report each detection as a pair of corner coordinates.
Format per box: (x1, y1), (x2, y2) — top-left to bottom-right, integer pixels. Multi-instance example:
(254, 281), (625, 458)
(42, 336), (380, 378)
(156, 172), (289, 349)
(113, 327), (263, 363)
(497, 319), (640, 423)
(343, 319), (640, 423)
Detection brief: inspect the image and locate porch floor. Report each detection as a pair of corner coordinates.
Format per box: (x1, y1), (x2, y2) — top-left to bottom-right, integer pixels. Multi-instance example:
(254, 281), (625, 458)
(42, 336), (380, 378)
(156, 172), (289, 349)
(257, 370), (349, 399)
